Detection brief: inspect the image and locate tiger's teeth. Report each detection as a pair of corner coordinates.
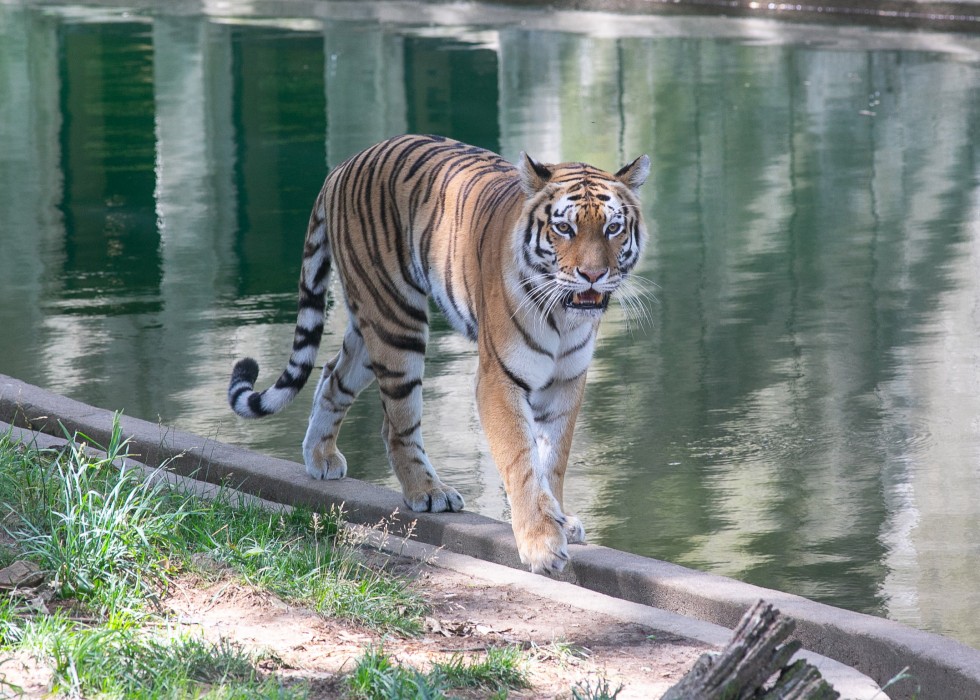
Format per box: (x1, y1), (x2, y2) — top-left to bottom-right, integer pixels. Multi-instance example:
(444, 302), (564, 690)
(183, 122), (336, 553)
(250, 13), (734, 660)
(568, 291), (609, 308)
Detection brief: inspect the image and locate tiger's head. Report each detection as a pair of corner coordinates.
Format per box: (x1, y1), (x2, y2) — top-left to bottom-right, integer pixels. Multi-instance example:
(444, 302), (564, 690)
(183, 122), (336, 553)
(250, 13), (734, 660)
(515, 152), (650, 318)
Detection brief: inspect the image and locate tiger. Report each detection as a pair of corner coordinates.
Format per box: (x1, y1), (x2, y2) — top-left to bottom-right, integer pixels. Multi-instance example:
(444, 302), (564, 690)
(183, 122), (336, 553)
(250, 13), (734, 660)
(228, 134), (650, 574)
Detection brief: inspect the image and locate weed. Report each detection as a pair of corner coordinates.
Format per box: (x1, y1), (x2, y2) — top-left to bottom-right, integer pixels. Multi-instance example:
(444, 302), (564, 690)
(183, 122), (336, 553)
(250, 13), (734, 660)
(572, 675), (625, 700)
(531, 638), (591, 666)
(47, 626), (304, 698)
(0, 596), (25, 646)
(2, 423), (188, 615)
(873, 665), (919, 699)
(432, 645), (530, 690)
(348, 645), (530, 699)
(347, 647), (448, 700)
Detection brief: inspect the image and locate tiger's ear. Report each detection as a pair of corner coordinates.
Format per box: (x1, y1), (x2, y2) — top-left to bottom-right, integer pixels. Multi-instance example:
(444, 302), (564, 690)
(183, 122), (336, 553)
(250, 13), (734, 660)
(517, 152), (553, 196)
(615, 155), (650, 192)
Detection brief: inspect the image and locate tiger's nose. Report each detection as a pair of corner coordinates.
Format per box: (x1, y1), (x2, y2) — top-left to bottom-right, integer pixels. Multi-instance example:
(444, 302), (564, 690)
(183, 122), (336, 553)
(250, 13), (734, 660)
(577, 267), (609, 284)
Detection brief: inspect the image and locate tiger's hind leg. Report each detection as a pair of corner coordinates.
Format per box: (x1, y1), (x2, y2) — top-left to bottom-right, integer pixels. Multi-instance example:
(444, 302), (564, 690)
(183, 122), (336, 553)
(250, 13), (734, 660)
(362, 325), (465, 514)
(302, 322), (374, 480)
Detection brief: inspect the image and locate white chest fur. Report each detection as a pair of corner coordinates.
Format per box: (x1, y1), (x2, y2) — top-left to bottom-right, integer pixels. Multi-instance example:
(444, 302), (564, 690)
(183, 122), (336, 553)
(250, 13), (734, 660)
(500, 311), (598, 395)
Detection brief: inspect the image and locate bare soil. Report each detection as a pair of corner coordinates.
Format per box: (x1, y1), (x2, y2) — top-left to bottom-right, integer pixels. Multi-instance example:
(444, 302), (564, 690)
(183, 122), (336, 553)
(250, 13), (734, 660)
(167, 562), (710, 699)
(0, 551), (713, 699)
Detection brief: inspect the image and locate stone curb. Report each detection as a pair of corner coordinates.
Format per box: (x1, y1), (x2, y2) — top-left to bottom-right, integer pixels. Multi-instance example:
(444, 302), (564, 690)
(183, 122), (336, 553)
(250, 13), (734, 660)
(2, 373), (978, 699)
(1, 419), (880, 698)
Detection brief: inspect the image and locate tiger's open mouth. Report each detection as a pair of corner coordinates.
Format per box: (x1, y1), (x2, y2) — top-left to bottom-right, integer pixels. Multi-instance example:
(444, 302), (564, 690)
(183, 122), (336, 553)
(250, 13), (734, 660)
(564, 290), (610, 310)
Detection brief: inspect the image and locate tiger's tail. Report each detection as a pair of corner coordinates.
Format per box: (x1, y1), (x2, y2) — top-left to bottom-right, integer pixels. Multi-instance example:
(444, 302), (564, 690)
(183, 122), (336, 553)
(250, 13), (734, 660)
(228, 190), (332, 418)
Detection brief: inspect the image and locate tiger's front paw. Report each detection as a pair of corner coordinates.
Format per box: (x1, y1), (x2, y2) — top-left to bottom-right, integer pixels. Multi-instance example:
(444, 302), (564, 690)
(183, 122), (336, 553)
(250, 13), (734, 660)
(516, 513), (570, 575)
(403, 484), (465, 513)
(303, 443), (348, 480)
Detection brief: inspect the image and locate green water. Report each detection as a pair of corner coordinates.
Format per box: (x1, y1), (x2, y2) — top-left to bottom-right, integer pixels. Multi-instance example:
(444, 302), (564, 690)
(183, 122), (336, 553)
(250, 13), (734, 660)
(2, 1), (980, 649)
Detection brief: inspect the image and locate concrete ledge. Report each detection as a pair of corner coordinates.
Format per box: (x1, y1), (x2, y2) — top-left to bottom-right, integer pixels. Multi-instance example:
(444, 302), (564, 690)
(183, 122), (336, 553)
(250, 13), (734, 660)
(3, 373), (979, 699)
(1, 419), (882, 698)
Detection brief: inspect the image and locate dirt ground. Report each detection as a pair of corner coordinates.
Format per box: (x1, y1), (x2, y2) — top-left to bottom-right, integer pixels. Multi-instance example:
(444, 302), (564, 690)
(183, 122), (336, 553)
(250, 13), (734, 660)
(0, 550), (714, 699)
(168, 560), (711, 699)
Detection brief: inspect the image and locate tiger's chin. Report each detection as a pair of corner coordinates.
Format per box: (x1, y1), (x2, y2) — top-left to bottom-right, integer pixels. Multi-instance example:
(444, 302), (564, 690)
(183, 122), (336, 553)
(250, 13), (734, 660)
(563, 289), (611, 312)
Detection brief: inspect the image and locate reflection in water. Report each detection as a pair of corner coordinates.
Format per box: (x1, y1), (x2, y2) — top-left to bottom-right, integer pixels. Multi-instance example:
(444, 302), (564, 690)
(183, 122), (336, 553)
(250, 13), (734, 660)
(1, 1), (979, 649)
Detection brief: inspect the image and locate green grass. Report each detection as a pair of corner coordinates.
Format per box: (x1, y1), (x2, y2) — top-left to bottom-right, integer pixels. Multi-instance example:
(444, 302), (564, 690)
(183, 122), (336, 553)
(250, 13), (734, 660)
(0, 418), (429, 697)
(571, 676), (625, 700)
(0, 596), (304, 699)
(347, 647), (444, 700)
(875, 666), (919, 699)
(177, 495), (424, 635)
(346, 645), (529, 699)
(1, 422), (186, 615)
(431, 645), (529, 690)
(0, 421), (424, 633)
(47, 628), (290, 698)
(0, 420), (615, 699)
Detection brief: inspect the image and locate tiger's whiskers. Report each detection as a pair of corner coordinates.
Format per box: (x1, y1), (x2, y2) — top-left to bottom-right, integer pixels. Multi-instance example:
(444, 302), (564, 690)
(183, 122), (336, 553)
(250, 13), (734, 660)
(615, 274), (657, 333)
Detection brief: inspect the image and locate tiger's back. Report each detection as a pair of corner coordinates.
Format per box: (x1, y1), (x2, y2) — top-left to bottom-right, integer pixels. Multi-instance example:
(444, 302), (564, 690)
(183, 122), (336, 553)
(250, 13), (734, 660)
(324, 135), (523, 343)
(229, 134), (650, 574)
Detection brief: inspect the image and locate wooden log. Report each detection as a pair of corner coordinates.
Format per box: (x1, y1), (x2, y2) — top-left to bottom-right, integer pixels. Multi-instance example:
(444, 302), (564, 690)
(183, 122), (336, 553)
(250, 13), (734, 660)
(661, 600), (839, 700)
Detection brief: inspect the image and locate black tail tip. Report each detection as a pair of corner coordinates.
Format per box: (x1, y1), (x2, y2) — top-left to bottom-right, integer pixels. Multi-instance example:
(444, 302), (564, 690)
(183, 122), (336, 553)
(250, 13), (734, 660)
(231, 357), (260, 385)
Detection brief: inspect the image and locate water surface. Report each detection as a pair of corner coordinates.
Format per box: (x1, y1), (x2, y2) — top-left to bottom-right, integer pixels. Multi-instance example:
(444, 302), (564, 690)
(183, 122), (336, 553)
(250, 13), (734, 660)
(2, 0), (979, 649)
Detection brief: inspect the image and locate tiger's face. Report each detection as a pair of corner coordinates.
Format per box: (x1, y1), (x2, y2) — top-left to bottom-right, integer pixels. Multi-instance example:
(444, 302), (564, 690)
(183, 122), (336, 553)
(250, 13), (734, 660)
(516, 154), (651, 317)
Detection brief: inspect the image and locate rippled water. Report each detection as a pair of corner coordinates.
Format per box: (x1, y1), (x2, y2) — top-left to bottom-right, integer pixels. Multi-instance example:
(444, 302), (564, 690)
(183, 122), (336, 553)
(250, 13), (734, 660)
(2, 0), (979, 648)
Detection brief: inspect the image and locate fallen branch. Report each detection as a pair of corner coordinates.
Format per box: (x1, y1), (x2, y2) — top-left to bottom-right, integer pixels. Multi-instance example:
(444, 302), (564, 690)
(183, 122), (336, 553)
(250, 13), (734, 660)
(662, 600), (839, 700)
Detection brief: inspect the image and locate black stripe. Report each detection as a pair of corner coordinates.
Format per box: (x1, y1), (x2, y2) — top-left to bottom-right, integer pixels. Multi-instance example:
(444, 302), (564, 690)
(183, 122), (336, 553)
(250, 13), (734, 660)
(247, 393), (271, 417)
(396, 420), (422, 438)
(311, 256), (331, 289)
(299, 282), (327, 311)
(274, 363), (312, 389)
(381, 378), (422, 401)
(334, 374), (356, 398)
(372, 324), (427, 355)
(229, 384), (251, 406)
(404, 138), (457, 181)
(370, 361), (407, 379)
(293, 325), (323, 351)
(504, 294), (554, 359)
(491, 347), (531, 395)
(559, 331), (594, 359)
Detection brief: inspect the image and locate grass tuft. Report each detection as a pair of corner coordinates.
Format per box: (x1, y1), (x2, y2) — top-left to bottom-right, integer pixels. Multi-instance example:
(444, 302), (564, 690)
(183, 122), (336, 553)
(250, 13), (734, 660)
(572, 675), (625, 700)
(432, 645), (529, 690)
(47, 625), (305, 698)
(347, 647), (447, 700)
(1, 423), (187, 615)
(0, 421), (425, 633)
(347, 645), (530, 700)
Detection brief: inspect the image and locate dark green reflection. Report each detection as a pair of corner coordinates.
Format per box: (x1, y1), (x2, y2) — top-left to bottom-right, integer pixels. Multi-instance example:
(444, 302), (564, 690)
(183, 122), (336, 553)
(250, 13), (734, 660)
(404, 38), (500, 153)
(231, 28), (327, 315)
(59, 22), (159, 312)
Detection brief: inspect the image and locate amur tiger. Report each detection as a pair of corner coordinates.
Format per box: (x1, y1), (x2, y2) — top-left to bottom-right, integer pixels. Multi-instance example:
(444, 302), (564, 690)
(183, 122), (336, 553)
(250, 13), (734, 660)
(228, 134), (650, 574)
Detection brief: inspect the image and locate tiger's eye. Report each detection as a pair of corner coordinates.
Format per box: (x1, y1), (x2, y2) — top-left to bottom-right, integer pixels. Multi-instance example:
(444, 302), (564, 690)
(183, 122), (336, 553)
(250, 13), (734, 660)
(606, 222), (622, 236)
(554, 222), (573, 235)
